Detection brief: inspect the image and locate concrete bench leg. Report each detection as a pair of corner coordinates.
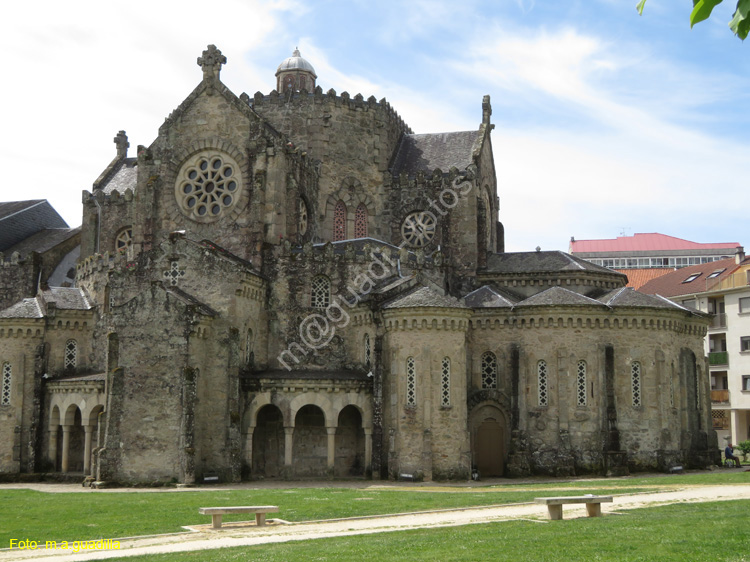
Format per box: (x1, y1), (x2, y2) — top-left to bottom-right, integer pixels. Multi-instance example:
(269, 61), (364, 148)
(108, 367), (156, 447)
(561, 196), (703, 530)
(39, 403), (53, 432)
(585, 503), (602, 517)
(547, 505), (563, 520)
(256, 513), (267, 526)
(211, 514), (223, 529)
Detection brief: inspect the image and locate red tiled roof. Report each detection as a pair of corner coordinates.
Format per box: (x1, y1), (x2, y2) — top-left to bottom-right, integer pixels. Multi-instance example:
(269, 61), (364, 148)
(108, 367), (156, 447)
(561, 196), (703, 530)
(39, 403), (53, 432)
(614, 268), (673, 290)
(638, 258), (738, 297)
(570, 233), (740, 253)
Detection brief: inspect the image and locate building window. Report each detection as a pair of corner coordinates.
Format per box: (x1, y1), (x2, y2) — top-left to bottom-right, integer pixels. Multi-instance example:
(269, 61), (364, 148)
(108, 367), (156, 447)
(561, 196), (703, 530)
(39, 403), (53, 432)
(311, 276), (331, 309)
(406, 357), (416, 407)
(174, 151), (241, 221)
(742, 375), (750, 392)
(441, 357), (451, 407)
(481, 351), (498, 389)
(538, 360), (548, 407)
(576, 360), (587, 406)
(631, 361), (642, 407)
(740, 297), (750, 313)
(741, 337), (750, 352)
(1, 363), (10, 406)
(364, 333), (371, 370)
(115, 227), (133, 252)
(354, 204), (368, 238)
(245, 328), (254, 366)
(65, 340), (77, 369)
(712, 409), (730, 429)
(333, 200), (347, 241)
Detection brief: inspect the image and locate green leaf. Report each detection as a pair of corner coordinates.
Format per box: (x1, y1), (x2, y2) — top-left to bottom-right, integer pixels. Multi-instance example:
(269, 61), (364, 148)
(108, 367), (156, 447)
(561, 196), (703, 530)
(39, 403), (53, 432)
(636, 0), (647, 15)
(729, 0), (750, 38)
(690, 0), (724, 27)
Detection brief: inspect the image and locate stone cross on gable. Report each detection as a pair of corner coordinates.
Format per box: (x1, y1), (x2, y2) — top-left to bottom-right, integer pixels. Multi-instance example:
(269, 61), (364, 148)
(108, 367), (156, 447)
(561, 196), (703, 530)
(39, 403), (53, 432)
(114, 130), (129, 159)
(197, 45), (226, 81)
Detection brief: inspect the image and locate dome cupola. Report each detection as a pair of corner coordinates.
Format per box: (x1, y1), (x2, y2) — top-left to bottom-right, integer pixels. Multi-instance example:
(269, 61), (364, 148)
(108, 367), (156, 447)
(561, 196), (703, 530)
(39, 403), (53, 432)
(276, 48), (317, 93)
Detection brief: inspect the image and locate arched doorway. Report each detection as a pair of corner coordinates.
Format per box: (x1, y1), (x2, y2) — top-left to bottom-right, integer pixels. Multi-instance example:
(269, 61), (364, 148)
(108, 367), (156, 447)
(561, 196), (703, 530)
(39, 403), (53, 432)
(335, 406), (364, 477)
(252, 405), (284, 477)
(470, 404), (509, 477)
(63, 405), (85, 473)
(292, 405), (327, 476)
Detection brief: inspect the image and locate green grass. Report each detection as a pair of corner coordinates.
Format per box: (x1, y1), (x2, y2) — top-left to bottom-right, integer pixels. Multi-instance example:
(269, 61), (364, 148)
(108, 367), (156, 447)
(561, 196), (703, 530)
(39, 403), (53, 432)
(104, 500), (750, 562)
(2, 470), (748, 548)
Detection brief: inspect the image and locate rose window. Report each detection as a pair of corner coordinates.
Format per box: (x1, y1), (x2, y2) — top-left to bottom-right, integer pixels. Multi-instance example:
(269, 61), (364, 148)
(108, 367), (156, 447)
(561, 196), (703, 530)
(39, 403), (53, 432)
(401, 211), (436, 247)
(175, 151), (241, 221)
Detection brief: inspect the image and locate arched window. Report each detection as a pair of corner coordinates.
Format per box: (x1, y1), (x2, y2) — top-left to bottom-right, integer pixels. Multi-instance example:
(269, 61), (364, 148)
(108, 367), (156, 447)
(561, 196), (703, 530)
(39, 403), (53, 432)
(576, 360), (587, 406)
(406, 357), (416, 407)
(631, 361), (642, 407)
(115, 227), (133, 253)
(481, 351), (497, 389)
(333, 200), (347, 241)
(354, 203), (368, 238)
(65, 340), (77, 369)
(364, 333), (371, 370)
(441, 357), (451, 407)
(311, 276), (331, 308)
(1, 363), (11, 406)
(538, 360), (548, 407)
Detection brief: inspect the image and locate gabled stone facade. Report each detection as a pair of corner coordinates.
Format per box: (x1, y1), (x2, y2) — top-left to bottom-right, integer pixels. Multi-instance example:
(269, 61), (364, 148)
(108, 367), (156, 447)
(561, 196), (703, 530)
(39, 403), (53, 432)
(0, 46), (717, 483)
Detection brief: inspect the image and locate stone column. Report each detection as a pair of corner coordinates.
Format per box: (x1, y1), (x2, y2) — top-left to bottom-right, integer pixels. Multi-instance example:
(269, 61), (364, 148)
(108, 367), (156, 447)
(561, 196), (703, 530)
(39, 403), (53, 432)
(83, 425), (94, 475)
(61, 425), (72, 473)
(326, 427), (337, 470)
(731, 410), (742, 445)
(364, 428), (373, 474)
(244, 430), (254, 466)
(283, 427), (294, 466)
(48, 425), (59, 469)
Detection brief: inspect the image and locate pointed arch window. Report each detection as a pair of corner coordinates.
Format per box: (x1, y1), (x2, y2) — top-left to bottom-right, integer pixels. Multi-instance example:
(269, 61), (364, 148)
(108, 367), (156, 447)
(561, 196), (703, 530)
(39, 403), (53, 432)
(333, 200), (347, 241)
(65, 340), (77, 370)
(311, 276), (331, 309)
(354, 203), (368, 238)
(481, 351), (497, 389)
(1, 363), (11, 406)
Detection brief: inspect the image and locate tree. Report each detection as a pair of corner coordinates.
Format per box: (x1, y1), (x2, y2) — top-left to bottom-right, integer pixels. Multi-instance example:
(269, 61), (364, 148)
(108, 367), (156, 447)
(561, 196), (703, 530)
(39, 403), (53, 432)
(637, 0), (750, 39)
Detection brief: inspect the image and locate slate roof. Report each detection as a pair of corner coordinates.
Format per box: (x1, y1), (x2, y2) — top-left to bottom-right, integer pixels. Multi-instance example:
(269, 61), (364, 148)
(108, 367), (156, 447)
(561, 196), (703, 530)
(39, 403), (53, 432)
(6, 227), (81, 258)
(390, 131), (478, 176)
(165, 286), (219, 317)
(41, 288), (92, 310)
(0, 298), (43, 319)
(515, 286), (608, 308)
(48, 373), (106, 383)
(0, 200), (69, 252)
(570, 233), (740, 253)
(383, 286), (468, 310)
(98, 158), (137, 194)
(596, 287), (691, 310)
(486, 251), (620, 276)
(638, 258), (739, 298)
(463, 286), (516, 308)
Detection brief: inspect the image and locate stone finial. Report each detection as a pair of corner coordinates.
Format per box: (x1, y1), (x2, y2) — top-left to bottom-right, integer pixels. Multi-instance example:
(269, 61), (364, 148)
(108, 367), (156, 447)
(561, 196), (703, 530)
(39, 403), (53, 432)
(114, 131), (129, 158)
(482, 95), (492, 125)
(197, 45), (226, 81)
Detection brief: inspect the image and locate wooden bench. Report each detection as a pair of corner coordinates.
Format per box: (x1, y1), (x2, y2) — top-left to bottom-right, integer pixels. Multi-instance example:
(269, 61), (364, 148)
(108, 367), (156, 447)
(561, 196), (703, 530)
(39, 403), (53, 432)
(198, 506), (279, 529)
(534, 495), (613, 520)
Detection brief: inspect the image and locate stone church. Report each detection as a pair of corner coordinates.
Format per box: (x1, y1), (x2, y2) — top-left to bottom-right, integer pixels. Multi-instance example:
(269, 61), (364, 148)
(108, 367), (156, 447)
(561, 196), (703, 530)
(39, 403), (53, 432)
(0, 46), (717, 484)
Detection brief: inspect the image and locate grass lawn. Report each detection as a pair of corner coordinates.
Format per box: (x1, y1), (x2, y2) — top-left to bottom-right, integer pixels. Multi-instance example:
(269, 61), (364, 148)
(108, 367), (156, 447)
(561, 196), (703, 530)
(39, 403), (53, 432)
(2, 471), (748, 548)
(105, 500), (750, 562)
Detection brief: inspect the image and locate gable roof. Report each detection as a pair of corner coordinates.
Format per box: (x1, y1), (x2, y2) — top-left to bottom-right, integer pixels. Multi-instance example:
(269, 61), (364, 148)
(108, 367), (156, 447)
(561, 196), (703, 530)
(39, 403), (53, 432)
(515, 286), (609, 308)
(383, 286), (468, 310)
(6, 227), (81, 258)
(638, 258), (738, 298)
(570, 233), (740, 254)
(97, 158), (137, 194)
(0, 287), (92, 319)
(615, 268), (673, 290)
(463, 285), (516, 308)
(390, 131), (479, 176)
(486, 251), (620, 276)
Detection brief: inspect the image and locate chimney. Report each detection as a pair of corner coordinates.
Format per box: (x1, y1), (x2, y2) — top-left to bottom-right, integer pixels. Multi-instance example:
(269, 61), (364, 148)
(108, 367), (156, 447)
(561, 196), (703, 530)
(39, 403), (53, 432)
(736, 246), (745, 264)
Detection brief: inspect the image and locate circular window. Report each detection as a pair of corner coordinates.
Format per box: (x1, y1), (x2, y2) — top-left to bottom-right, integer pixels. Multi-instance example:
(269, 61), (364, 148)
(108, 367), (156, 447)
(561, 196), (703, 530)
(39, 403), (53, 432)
(175, 151), (241, 221)
(401, 211), (437, 247)
(299, 198), (309, 236)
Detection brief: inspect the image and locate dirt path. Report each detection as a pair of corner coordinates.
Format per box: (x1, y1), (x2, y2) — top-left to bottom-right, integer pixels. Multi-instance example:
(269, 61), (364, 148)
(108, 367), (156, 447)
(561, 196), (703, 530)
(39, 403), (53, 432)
(2, 483), (750, 561)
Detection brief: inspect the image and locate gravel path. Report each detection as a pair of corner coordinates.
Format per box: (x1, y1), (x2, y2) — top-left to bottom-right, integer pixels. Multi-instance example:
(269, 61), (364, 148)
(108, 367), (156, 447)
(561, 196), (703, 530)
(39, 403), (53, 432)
(2, 482), (749, 561)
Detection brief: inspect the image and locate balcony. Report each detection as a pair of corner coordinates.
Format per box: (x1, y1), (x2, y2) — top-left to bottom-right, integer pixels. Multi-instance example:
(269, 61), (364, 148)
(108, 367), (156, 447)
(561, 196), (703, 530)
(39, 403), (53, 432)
(709, 313), (727, 330)
(708, 351), (729, 366)
(711, 389), (730, 403)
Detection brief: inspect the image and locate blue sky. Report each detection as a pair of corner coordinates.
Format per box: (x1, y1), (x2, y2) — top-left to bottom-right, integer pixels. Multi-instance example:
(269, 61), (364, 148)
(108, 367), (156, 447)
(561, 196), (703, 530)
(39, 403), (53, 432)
(1, 0), (748, 252)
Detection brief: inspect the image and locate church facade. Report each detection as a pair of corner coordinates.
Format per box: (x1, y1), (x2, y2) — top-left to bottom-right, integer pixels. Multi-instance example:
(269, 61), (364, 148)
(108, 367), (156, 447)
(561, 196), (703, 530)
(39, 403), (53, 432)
(0, 46), (717, 483)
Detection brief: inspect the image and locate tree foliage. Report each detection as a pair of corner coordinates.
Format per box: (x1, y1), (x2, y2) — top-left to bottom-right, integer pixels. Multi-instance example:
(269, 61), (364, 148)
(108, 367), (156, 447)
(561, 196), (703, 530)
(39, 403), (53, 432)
(637, 0), (750, 39)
